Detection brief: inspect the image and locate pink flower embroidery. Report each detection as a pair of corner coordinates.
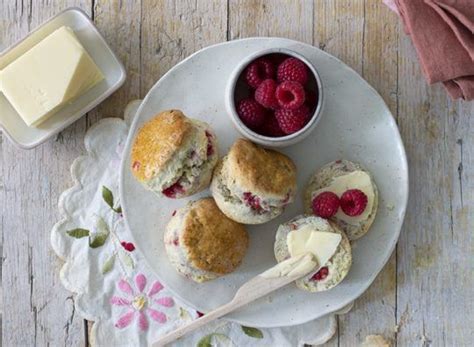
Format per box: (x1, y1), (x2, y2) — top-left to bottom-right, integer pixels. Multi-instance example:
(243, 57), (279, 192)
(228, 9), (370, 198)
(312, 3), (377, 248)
(110, 273), (174, 331)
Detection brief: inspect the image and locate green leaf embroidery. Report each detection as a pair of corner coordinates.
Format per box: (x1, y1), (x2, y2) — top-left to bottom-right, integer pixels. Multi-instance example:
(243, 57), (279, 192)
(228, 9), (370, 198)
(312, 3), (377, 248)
(89, 216), (110, 248)
(102, 186), (122, 213)
(197, 334), (212, 347)
(178, 307), (191, 321)
(120, 251), (134, 269)
(101, 253), (116, 274)
(241, 326), (263, 339)
(197, 333), (229, 347)
(66, 228), (90, 238)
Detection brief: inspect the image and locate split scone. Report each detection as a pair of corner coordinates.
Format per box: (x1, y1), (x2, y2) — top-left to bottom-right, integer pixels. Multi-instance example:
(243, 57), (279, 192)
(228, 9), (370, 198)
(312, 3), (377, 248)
(304, 160), (378, 240)
(274, 215), (352, 292)
(164, 197), (249, 283)
(131, 110), (218, 198)
(211, 138), (297, 224)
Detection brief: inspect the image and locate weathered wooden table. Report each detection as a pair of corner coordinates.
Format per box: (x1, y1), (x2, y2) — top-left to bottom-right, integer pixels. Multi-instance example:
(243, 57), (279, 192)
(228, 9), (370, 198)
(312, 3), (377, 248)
(1, 1), (472, 346)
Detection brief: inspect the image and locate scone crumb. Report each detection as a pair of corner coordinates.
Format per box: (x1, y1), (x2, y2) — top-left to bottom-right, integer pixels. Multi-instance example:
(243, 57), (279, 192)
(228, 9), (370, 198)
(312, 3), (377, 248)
(361, 335), (391, 347)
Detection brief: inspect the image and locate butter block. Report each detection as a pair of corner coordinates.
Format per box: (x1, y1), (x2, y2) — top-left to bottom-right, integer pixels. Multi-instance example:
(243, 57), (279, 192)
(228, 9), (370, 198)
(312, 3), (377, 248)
(0, 26), (104, 127)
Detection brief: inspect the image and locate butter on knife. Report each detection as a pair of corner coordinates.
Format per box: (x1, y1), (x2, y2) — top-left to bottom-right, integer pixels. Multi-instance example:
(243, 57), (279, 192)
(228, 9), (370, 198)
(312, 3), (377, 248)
(0, 26), (104, 127)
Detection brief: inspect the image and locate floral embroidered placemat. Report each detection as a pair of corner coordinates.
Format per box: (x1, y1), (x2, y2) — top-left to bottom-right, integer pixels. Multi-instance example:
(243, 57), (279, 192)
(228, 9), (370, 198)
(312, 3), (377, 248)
(51, 100), (348, 346)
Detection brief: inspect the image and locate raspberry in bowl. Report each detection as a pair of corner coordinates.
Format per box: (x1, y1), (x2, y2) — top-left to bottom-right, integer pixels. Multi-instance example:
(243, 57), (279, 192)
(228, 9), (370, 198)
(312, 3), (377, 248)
(226, 48), (323, 147)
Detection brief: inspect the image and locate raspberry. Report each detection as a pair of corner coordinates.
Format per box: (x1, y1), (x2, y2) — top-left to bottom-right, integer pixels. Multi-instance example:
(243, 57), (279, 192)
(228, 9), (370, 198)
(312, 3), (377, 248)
(162, 182), (184, 198)
(340, 189), (368, 216)
(121, 241), (135, 252)
(260, 114), (285, 137)
(312, 191), (340, 218)
(245, 58), (275, 89)
(277, 57), (309, 84)
(243, 192), (262, 212)
(275, 104), (311, 134)
(311, 267), (329, 281)
(275, 81), (306, 110)
(205, 131), (214, 156)
(255, 79), (279, 110)
(237, 98), (266, 130)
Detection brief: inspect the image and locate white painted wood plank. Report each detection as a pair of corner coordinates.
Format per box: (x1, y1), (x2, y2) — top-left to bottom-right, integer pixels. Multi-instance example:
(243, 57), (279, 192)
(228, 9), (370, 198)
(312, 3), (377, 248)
(0, 1), (92, 345)
(396, 20), (474, 346)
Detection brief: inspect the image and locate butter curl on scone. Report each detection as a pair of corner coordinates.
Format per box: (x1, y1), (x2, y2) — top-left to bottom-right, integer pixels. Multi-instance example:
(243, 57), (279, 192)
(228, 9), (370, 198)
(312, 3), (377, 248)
(130, 110), (218, 198)
(164, 197), (249, 283)
(211, 138), (297, 224)
(304, 160), (378, 240)
(274, 215), (352, 292)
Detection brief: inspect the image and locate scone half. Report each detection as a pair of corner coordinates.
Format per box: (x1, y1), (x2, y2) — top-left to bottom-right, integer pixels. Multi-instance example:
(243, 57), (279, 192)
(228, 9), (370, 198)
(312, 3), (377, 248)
(211, 139), (297, 224)
(274, 215), (352, 292)
(131, 110), (218, 198)
(164, 197), (249, 283)
(304, 160), (379, 240)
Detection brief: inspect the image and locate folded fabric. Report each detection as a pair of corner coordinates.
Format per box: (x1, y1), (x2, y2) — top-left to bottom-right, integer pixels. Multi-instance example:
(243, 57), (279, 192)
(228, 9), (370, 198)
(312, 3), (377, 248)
(390, 0), (474, 100)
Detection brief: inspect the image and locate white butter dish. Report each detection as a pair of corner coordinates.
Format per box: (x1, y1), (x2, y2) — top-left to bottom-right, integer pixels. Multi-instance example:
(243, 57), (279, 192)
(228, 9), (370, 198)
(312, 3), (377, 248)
(0, 7), (126, 149)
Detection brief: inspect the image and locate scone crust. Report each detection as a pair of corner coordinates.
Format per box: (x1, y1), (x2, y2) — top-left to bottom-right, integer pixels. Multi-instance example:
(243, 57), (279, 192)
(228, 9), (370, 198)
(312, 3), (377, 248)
(226, 139), (296, 198)
(304, 160), (378, 240)
(131, 110), (193, 182)
(182, 198), (248, 274)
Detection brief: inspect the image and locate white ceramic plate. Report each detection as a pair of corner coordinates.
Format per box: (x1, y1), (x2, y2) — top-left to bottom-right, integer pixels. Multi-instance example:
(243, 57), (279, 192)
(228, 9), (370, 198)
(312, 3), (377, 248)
(120, 38), (408, 327)
(0, 7), (126, 149)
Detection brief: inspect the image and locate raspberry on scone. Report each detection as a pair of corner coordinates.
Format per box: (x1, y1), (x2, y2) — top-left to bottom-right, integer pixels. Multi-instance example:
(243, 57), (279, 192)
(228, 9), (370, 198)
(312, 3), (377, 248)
(275, 81), (306, 110)
(312, 191), (340, 218)
(275, 104), (311, 134)
(237, 98), (266, 130)
(255, 79), (279, 110)
(277, 57), (309, 84)
(245, 58), (275, 89)
(340, 189), (368, 216)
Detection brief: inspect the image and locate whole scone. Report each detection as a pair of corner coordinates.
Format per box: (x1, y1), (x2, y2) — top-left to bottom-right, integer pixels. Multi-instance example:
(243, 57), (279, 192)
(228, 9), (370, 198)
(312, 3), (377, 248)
(274, 215), (352, 292)
(304, 160), (378, 240)
(210, 139), (297, 224)
(131, 110), (218, 198)
(164, 197), (249, 283)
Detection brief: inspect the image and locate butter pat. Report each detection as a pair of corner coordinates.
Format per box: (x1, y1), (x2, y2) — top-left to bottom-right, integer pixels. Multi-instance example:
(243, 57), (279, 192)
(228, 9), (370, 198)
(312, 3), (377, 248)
(287, 225), (341, 267)
(0, 26), (104, 127)
(313, 171), (375, 225)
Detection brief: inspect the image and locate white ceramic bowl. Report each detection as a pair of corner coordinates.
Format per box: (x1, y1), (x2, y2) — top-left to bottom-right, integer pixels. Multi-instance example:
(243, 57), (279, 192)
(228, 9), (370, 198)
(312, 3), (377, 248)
(0, 7), (126, 149)
(226, 48), (324, 147)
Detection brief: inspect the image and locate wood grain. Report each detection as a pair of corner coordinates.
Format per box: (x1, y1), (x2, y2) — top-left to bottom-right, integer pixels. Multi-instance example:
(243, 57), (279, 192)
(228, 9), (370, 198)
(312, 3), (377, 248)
(0, 1), (91, 346)
(317, 1), (400, 346)
(396, 25), (474, 346)
(1, 1), (473, 346)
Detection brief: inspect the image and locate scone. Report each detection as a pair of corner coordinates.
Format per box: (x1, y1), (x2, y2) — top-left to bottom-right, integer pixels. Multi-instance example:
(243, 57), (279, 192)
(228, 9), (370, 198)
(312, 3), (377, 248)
(210, 139), (297, 224)
(304, 160), (378, 240)
(164, 197), (249, 283)
(274, 215), (352, 292)
(131, 110), (218, 198)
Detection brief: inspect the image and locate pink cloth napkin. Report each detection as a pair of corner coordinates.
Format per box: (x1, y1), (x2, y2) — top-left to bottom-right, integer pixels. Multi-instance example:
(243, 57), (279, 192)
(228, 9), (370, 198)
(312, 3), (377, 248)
(385, 0), (474, 100)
